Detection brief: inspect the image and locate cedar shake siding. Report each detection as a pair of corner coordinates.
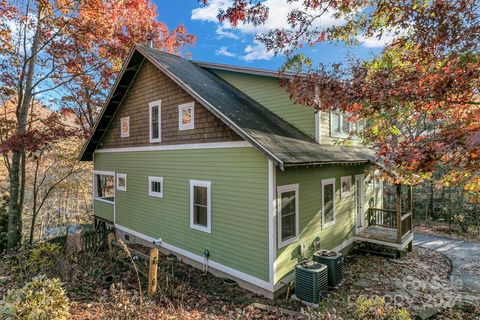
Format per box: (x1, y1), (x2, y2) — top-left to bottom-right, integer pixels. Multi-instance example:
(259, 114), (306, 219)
(99, 61), (242, 149)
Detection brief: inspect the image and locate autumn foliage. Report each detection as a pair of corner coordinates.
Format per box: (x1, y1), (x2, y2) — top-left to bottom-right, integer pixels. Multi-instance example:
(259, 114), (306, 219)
(200, 0), (480, 195)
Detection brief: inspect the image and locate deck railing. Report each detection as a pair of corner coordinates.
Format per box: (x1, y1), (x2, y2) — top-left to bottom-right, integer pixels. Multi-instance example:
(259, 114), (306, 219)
(400, 212), (413, 239)
(367, 208), (397, 229)
(367, 207), (413, 244)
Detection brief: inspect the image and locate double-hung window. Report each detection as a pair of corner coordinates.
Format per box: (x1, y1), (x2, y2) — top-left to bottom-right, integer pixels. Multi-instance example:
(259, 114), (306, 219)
(340, 176), (352, 198)
(190, 180), (211, 233)
(93, 171), (115, 203)
(277, 184), (299, 248)
(322, 178), (336, 228)
(149, 100), (161, 143)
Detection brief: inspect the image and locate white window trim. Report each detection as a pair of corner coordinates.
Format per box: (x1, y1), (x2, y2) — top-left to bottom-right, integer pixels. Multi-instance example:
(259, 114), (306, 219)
(120, 116), (130, 138)
(116, 173), (127, 191)
(148, 176), (164, 198)
(330, 111), (363, 139)
(340, 176), (352, 198)
(277, 183), (299, 249)
(93, 170), (115, 204)
(322, 178), (336, 229)
(190, 180), (211, 233)
(178, 102), (195, 131)
(149, 100), (161, 143)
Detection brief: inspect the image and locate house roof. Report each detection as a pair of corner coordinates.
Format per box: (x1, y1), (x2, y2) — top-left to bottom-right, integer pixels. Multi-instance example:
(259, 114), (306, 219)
(79, 44), (375, 168)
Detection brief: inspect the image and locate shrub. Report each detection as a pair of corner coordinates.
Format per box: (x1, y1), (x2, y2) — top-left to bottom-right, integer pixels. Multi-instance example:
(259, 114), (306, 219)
(353, 296), (411, 320)
(28, 242), (61, 272)
(0, 275), (69, 320)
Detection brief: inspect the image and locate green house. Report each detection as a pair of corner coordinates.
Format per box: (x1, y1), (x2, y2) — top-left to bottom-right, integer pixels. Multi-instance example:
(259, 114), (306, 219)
(80, 45), (413, 298)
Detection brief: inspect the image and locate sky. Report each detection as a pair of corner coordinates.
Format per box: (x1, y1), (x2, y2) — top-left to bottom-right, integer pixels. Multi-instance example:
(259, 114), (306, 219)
(155, 0), (391, 70)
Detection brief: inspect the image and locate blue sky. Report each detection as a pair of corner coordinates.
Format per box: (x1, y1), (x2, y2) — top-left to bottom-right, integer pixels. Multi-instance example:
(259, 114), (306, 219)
(155, 0), (389, 70)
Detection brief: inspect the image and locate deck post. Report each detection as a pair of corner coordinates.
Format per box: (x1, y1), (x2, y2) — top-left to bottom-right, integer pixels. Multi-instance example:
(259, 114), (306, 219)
(396, 184), (402, 244)
(408, 185), (413, 234)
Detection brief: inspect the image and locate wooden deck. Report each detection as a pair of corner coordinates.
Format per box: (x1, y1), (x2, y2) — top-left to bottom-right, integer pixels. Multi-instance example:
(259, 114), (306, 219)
(356, 225), (413, 249)
(355, 206), (414, 251)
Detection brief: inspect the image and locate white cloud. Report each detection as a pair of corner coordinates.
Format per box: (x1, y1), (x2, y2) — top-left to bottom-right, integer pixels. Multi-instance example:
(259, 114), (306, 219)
(242, 40), (274, 61)
(215, 26), (239, 39)
(215, 46), (236, 57)
(357, 29), (406, 48)
(191, 0), (230, 22)
(192, 0), (396, 59)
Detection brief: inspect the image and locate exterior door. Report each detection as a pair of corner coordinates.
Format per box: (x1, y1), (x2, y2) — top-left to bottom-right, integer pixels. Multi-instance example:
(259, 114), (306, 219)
(355, 174), (365, 230)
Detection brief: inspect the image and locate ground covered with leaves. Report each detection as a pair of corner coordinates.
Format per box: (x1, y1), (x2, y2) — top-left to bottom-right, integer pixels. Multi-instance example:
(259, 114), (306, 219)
(414, 221), (480, 243)
(1, 242), (479, 319)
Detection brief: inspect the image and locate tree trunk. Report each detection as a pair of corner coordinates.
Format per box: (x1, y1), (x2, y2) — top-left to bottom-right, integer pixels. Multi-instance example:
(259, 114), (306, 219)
(6, 152), (22, 250)
(6, 3), (44, 250)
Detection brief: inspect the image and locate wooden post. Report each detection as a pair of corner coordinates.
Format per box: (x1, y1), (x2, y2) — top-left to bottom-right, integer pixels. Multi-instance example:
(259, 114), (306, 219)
(408, 185), (413, 234)
(107, 232), (116, 260)
(396, 184), (402, 244)
(148, 248), (159, 297)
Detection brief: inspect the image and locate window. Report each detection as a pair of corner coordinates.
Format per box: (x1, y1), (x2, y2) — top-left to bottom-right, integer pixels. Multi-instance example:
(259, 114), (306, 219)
(330, 111), (364, 138)
(340, 176), (352, 197)
(94, 171), (115, 203)
(116, 173), (127, 191)
(190, 180), (211, 233)
(178, 102), (194, 130)
(322, 178), (336, 228)
(120, 117), (130, 138)
(149, 100), (161, 143)
(148, 176), (164, 198)
(277, 184), (299, 248)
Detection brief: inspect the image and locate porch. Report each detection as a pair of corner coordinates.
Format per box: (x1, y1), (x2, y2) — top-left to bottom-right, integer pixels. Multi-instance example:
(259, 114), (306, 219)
(356, 185), (414, 252)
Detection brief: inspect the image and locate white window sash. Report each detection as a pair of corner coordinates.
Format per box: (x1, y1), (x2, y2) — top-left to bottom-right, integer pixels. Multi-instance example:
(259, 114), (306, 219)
(189, 180), (211, 233)
(116, 173), (127, 191)
(149, 100), (161, 143)
(178, 102), (195, 131)
(120, 117), (130, 138)
(340, 176), (352, 197)
(93, 170), (115, 203)
(277, 183), (299, 249)
(148, 176), (164, 198)
(322, 178), (336, 229)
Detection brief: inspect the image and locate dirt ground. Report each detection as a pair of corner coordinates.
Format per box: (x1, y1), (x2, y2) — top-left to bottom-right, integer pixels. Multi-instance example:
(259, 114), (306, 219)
(1, 243), (479, 319)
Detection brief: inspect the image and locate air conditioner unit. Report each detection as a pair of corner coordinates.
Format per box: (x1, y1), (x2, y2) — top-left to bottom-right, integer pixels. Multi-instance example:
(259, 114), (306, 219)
(313, 250), (344, 288)
(295, 260), (328, 304)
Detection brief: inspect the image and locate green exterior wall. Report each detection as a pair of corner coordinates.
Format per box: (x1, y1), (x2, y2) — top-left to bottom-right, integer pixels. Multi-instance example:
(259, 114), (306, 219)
(93, 199), (114, 222)
(210, 69), (315, 139)
(275, 164), (375, 282)
(94, 147), (270, 281)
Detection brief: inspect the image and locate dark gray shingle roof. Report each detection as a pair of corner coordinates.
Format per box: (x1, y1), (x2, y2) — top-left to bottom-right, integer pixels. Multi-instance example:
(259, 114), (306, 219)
(80, 45), (375, 168)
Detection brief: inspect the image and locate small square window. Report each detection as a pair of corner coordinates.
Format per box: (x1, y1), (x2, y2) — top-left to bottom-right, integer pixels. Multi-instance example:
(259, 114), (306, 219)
(178, 102), (194, 131)
(120, 117), (130, 138)
(116, 173), (127, 191)
(148, 176), (163, 198)
(340, 176), (352, 197)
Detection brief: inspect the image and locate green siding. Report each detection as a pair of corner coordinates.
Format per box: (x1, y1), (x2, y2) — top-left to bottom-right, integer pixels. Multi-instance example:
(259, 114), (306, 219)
(94, 199), (114, 221)
(275, 164), (371, 282)
(94, 147), (270, 281)
(210, 69), (315, 138)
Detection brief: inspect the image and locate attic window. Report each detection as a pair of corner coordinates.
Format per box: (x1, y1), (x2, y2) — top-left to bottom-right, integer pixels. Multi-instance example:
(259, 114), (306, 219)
(178, 102), (194, 131)
(331, 111), (364, 138)
(120, 117), (130, 138)
(149, 100), (161, 143)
